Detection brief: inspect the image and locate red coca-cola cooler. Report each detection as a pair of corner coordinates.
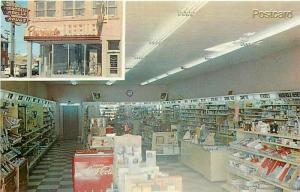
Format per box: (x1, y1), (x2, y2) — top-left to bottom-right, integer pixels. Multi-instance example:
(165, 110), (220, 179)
(73, 149), (113, 192)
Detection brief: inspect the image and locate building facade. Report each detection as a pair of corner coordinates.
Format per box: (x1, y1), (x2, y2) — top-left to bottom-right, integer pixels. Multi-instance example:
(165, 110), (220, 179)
(24, 0), (123, 78)
(1, 35), (9, 70)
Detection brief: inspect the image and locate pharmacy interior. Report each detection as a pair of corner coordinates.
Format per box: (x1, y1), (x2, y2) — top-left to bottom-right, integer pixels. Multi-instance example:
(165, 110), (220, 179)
(1, 1), (300, 192)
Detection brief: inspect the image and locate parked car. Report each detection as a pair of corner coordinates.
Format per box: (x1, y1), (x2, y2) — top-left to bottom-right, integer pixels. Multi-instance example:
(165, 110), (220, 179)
(4, 67), (10, 76)
(32, 64), (39, 75)
(15, 64), (27, 77)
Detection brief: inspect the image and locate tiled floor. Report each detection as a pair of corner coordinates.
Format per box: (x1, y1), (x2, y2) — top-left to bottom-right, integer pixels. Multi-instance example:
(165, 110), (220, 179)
(28, 140), (82, 192)
(29, 140), (223, 192)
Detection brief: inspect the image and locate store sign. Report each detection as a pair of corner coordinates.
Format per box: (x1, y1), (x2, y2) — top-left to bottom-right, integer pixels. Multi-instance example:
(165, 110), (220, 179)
(279, 92), (300, 98)
(260, 94), (270, 99)
(26, 21), (98, 38)
(27, 26), (60, 37)
(1, 5), (29, 24)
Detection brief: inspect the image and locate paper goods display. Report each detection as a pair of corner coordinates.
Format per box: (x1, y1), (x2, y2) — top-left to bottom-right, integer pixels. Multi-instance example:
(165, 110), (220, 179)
(146, 151), (156, 167)
(152, 132), (179, 155)
(125, 175), (182, 192)
(114, 134), (142, 167)
(117, 164), (160, 192)
(90, 118), (106, 136)
(113, 134), (142, 183)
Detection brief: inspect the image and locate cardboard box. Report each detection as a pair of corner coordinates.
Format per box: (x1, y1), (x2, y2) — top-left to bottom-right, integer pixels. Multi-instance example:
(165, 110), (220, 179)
(117, 164), (159, 192)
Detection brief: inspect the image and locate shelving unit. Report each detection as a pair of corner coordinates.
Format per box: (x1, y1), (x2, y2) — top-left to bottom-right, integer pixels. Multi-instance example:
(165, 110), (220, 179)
(225, 93), (300, 192)
(0, 89), (57, 191)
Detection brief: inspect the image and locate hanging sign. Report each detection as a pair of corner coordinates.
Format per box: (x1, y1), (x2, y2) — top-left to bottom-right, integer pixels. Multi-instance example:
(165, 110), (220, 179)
(1, 4), (29, 24)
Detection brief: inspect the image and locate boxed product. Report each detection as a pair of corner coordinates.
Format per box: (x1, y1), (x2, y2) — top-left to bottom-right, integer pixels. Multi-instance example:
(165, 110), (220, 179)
(146, 151), (156, 167)
(117, 164), (159, 192)
(114, 134), (142, 167)
(152, 132), (179, 155)
(73, 149), (113, 192)
(90, 136), (113, 149)
(125, 175), (182, 192)
(113, 134), (142, 182)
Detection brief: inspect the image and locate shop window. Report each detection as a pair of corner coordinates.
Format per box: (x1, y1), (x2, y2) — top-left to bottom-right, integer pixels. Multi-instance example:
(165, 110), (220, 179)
(108, 40), (120, 51)
(105, 1), (117, 16)
(109, 55), (118, 74)
(63, 1), (85, 16)
(36, 1), (56, 17)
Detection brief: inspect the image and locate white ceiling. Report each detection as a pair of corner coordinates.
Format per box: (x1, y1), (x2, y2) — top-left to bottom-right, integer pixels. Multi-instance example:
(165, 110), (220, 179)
(46, 1), (300, 85)
(122, 1), (300, 85)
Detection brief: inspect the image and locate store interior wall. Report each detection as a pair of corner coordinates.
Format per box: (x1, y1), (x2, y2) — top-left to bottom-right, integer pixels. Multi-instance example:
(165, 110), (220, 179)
(1, 81), (48, 99)
(46, 84), (168, 103)
(167, 45), (300, 100)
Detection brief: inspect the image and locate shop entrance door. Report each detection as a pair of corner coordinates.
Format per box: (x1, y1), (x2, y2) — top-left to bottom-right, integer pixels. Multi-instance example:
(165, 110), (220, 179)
(63, 106), (79, 140)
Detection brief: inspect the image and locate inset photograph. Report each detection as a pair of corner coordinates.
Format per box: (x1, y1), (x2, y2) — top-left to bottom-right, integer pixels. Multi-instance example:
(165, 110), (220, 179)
(1, 0), (124, 80)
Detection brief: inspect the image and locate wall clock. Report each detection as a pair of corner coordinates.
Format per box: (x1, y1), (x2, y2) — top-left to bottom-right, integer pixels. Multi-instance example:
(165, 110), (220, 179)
(126, 90), (133, 97)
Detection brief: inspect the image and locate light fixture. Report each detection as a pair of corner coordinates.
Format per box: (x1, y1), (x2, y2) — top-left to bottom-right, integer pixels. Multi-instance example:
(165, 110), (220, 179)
(166, 67), (184, 75)
(71, 81), (78, 85)
(126, 1), (208, 71)
(140, 16), (300, 85)
(106, 81), (115, 86)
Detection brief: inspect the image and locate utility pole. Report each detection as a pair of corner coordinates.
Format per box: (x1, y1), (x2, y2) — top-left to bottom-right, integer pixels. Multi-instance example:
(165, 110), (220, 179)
(10, 22), (15, 76)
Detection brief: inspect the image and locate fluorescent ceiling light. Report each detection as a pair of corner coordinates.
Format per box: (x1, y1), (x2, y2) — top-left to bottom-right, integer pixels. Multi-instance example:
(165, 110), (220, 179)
(126, 1), (208, 71)
(205, 41), (238, 52)
(106, 81), (115, 86)
(166, 67), (184, 75)
(71, 81), (78, 85)
(140, 16), (300, 86)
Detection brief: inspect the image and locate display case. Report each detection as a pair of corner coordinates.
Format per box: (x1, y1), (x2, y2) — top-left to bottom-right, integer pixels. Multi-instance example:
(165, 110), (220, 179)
(180, 140), (228, 182)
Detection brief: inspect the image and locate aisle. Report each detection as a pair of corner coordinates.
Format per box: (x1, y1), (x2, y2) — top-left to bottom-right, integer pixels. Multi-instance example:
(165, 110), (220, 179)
(28, 140), (222, 192)
(158, 159), (224, 192)
(28, 140), (81, 192)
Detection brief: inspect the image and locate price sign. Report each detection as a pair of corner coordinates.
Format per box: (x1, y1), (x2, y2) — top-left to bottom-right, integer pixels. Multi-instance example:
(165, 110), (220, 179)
(210, 97), (218, 101)
(18, 95), (24, 100)
(292, 92), (300, 97)
(200, 99), (206, 103)
(224, 96), (235, 101)
(279, 92), (292, 98)
(240, 95), (249, 100)
(260, 94), (270, 99)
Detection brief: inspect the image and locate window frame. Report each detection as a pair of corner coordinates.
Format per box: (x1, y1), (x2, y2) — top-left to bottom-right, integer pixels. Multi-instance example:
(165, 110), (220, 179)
(63, 1), (85, 17)
(106, 1), (117, 17)
(35, 1), (56, 17)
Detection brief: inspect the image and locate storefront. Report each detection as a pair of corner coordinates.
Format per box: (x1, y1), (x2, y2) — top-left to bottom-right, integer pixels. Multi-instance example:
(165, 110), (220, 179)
(24, 0), (122, 79)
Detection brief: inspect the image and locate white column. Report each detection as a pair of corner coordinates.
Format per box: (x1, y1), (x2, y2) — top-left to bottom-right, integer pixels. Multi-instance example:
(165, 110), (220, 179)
(51, 44), (54, 76)
(67, 44), (70, 70)
(26, 41), (32, 78)
(40, 45), (43, 77)
(83, 44), (87, 76)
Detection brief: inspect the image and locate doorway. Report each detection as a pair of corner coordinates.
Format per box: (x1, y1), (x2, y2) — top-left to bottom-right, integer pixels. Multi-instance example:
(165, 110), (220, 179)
(62, 105), (79, 140)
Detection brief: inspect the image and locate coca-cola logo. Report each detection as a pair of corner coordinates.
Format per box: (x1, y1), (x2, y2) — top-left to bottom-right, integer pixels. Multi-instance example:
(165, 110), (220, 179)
(98, 165), (112, 176)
